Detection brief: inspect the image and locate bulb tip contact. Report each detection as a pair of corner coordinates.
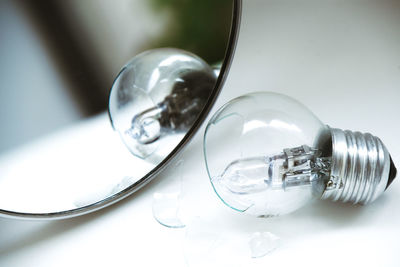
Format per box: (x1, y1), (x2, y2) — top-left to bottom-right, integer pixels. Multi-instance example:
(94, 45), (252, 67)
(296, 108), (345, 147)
(386, 155), (397, 190)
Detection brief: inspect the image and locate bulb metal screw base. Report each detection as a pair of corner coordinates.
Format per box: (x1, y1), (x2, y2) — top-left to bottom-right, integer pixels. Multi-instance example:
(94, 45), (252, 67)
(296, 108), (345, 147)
(321, 128), (391, 205)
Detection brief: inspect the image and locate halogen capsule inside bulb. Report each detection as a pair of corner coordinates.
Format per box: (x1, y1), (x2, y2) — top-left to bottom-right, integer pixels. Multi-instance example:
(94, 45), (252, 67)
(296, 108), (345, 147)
(109, 48), (217, 159)
(204, 92), (332, 217)
(126, 107), (163, 145)
(214, 146), (330, 195)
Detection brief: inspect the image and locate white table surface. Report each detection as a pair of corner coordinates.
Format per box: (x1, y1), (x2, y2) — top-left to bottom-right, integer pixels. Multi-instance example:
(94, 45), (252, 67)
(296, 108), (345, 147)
(1, 1), (400, 266)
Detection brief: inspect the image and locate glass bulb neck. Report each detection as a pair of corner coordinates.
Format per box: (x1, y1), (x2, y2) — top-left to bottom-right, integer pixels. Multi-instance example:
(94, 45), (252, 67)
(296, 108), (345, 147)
(321, 128), (392, 204)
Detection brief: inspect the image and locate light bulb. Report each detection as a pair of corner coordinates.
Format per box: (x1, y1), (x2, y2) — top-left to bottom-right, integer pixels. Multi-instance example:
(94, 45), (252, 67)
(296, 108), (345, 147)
(204, 92), (397, 217)
(109, 48), (217, 159)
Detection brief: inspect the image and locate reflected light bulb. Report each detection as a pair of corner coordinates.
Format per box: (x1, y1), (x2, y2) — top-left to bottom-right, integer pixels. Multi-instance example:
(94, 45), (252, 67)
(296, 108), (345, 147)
(109, 48), (216, 159)
(204, 92), (397, 217)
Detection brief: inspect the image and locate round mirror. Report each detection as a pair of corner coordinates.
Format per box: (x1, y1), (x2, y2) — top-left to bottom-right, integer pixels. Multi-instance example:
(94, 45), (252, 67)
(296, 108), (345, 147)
(0, 0), (241, 219)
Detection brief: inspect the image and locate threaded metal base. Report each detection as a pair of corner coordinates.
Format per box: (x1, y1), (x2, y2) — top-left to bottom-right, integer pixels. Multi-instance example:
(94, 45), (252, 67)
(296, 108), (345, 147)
(321, 128), (390, 204)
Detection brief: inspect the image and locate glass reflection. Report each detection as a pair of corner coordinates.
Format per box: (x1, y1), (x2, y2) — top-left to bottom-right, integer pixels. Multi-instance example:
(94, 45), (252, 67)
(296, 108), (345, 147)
(0, 0), (235, 217)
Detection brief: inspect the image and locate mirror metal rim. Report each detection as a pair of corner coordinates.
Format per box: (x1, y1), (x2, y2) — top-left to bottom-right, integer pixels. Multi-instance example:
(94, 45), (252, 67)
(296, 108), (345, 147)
(0, 0), (242, 220)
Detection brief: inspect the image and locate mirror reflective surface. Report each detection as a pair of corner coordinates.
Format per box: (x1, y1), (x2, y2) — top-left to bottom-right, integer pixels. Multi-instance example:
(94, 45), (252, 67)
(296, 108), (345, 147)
(0, 0), (240, 218)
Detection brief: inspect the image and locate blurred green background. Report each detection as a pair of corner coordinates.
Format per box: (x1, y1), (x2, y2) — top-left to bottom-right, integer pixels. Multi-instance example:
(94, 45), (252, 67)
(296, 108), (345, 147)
(148, 0), (233, 63)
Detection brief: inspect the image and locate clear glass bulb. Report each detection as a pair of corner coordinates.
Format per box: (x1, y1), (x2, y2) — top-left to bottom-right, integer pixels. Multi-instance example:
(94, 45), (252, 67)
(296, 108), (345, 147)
(204, 92), (396, 217)
(204, 92), (333, 217)
(109, 48), (216, 159)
